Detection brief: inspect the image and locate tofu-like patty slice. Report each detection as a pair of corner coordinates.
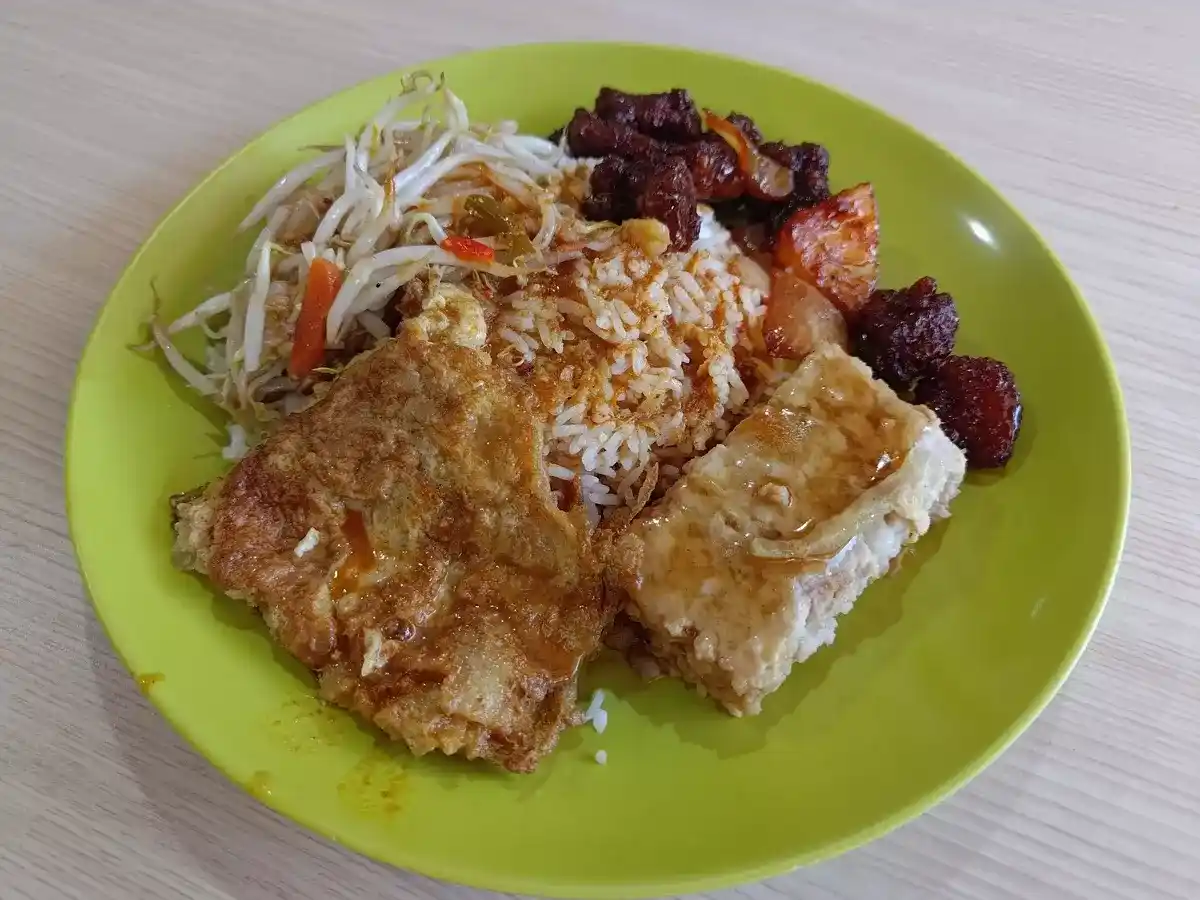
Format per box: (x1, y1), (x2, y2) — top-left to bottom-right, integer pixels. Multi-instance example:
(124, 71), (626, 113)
(611, 343), (966, 715)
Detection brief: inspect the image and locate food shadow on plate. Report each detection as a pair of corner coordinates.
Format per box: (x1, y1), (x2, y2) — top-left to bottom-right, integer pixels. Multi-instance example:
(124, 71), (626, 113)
(591, 521), (950, 760)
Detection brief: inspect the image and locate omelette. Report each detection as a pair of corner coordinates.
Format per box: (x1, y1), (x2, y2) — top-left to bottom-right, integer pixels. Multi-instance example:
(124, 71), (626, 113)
(172, 299), (614, 773)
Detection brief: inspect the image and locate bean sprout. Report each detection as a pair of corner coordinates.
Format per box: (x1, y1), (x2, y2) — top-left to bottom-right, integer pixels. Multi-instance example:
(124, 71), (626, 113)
(147, 72), (573, 450)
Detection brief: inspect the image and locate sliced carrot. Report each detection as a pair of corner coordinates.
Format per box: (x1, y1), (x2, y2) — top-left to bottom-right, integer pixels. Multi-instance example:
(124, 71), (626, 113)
(288, 257), (342, 379)
(440, 234), (495, 263)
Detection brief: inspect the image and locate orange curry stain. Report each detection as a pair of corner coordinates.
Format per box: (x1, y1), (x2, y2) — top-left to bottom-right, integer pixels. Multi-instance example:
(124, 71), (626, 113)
(270, 696), (344, 753)
(136, 672), (164, 694)
(336, 750), (407, 817)
(246, 770), (273, 800)
(332, 509), (375, 598)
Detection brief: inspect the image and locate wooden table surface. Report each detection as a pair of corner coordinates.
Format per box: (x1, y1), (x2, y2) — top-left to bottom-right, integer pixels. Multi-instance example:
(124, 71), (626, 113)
(2, 2), (1198, 898)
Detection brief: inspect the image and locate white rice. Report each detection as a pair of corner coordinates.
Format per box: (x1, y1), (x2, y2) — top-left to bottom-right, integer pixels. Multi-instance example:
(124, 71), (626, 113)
(581, 689), (609, 734)
(292, 527), (320, 558)
(481, 209), (765, 516)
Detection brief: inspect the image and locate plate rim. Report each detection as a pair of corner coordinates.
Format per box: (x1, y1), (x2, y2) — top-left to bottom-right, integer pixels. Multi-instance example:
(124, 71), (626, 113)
(65, 40), (1132, 899)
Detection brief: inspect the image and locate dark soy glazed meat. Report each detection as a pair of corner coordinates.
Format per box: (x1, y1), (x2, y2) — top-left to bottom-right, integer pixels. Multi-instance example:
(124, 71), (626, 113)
(915, 356), (1023, 469)
(565, 108), (662, 160)
(595, 87), (702, 140)
(582, 157), (653, 223)
(700, 109), (831, 247)
(562, 90), (829, 252)
(760, 141), (831, 208)
(582, 157), (637, 223)
(726, 112), (764, 144)
(672, 136), (743, 201)
(583, 156), (699, 251)
(852, 277), (959, 390)
(638, 156), (701, 251)
(571, 111), (740, 203)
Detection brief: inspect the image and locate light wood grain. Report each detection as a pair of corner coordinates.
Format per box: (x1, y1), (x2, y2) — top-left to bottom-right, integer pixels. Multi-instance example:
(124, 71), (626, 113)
(1, 1), (1198, 898)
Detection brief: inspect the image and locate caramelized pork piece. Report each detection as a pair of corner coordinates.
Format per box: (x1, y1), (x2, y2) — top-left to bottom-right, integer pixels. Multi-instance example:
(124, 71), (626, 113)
(636, 156), (701, 251)
(610, 344), (965, 715)
(582, 156), (640, 223)
(674, 135), (743, 201)
(725, 112), (764, 144)
(852, 276), (959, 390)
(566, 108), (662, 159)
(584, 154), (700, 251)
(594, 87), (702, 140)
(915, 355), (1023, 468)
(709, 134), (832, 246)
(774, 183), (880, 318)
(759, 141), (831, 209)
(173, 324), (613, 772)
(762, 269), (848, 361)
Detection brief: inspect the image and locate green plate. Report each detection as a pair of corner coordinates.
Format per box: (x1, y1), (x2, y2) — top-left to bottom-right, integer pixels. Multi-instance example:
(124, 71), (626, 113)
(66, 43), (1129, 898)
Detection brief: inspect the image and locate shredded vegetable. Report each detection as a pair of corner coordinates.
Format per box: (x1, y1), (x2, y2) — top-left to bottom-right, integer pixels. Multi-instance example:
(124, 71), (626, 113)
(144, 71), (576, 451)
(325, 246), (437, 343)
(241, 242), (273, 374)
(356, 310), (391, 341)
(238, 148), (344, 232)
(150, 318), (217, 396)
(164, 291), (231, 335)
(222, 424), (249, 461)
